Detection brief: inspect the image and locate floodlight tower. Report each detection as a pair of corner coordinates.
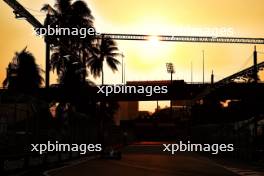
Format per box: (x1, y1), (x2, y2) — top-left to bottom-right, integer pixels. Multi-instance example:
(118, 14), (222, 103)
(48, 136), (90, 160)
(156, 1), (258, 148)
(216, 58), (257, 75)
(166, 62), (175, 117)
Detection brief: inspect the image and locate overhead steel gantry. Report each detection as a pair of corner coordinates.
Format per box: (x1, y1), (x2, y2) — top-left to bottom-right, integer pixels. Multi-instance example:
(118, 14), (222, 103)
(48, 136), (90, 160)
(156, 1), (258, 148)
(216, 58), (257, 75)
(101, 33), (264, 44)
(4, 0), (264, 45)
(3, 0), (264, 89)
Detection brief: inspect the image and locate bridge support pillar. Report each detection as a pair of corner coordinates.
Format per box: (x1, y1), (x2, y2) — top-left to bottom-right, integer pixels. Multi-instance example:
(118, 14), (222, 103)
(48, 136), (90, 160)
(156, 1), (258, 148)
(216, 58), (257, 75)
(253, 46), (258, 83)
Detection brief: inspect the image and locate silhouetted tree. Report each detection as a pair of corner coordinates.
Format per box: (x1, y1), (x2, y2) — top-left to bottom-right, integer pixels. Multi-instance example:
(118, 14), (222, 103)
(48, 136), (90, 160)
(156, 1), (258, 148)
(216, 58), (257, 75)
(87, 36), (120, 85)
(3, 48), (43, 91)
(41, 0), (96, 87)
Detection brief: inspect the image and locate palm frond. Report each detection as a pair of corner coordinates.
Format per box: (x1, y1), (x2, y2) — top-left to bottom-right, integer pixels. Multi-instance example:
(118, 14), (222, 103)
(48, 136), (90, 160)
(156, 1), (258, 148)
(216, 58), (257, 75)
(106, 57), (120, 72)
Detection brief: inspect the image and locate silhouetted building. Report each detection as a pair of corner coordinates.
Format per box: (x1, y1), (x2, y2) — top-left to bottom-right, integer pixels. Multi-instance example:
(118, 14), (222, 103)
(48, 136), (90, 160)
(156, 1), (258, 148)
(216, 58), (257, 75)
(114, 101), (138, 125)
(127, 80), (184, 86)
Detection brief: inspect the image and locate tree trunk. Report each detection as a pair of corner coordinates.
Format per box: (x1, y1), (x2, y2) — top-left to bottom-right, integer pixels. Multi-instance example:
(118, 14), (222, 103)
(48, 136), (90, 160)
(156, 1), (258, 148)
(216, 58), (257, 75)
(102, 66), (104, 85)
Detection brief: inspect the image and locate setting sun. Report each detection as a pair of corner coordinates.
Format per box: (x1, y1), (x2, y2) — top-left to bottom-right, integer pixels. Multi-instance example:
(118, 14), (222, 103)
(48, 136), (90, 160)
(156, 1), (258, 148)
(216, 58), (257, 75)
(148, 35), (160, 47)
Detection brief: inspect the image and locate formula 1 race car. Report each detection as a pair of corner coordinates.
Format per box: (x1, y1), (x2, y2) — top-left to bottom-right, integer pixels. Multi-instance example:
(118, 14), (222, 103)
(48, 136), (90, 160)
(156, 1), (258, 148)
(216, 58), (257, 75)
(100, 147), (122, 160)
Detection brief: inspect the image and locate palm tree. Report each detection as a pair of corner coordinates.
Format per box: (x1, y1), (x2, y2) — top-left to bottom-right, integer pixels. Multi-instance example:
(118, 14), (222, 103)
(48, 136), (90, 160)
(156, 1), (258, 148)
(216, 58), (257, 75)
(87, 36), (120, 85)
(41, 0), (96, 87)
(3, 48), (44, 91)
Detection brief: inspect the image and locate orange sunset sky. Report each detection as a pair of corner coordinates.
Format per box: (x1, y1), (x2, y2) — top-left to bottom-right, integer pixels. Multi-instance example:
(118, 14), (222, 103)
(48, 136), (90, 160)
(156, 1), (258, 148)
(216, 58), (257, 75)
(1, 0), (264, 112)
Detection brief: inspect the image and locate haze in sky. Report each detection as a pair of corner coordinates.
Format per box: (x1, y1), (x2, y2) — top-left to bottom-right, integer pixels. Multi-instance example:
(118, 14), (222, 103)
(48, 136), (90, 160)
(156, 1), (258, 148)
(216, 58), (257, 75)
(1, 0), (264, 112)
